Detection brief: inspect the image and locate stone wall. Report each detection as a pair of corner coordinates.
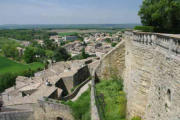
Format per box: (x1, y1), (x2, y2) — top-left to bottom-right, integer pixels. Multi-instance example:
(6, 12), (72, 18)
(95, 40), (125, 79)
(33, 98), (73, 120)
(93, 31), (180, 120)
(62, 65), (90, 93)
(0, 110), (34, 120)
(73, 65), (90, 86)
(61, 78), (90, 101)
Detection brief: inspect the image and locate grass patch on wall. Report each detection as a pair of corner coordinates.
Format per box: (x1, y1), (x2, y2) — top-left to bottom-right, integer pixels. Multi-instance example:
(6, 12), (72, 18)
(96, 77), (126, 120)
(131, 116), (141, 120)
(65, 89), (91, 120)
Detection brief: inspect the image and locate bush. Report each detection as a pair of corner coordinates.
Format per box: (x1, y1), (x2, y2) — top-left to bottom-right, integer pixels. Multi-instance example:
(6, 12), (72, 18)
(134, 26), (154, 32)
(105, 38), (111, 43)
(131, 116), (141, 120)
(111, 42), (117, 47)
(21, 68), (36, 77)
(53, 47), (71, 62)
(0, 73), (16, 92)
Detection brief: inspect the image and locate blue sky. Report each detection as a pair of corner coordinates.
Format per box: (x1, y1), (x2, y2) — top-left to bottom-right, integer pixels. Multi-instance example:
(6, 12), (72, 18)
(0, 0), (142, 24)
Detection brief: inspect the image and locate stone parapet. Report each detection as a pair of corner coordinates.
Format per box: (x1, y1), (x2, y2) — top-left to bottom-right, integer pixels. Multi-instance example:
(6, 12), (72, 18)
(126, 31), (180, 58)
(91, 31), (180, 120)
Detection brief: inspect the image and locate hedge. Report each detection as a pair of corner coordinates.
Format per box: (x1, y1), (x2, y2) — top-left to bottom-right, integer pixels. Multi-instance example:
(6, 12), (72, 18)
(134, 26), (154, 32)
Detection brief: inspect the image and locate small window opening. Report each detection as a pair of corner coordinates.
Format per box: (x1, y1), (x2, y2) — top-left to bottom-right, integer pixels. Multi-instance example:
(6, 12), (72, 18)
(57, 117), (63, 120)
(165, 89), (171, 112)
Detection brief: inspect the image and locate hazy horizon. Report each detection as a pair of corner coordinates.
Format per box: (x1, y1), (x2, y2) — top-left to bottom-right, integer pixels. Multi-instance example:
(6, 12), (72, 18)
(0, 0), (142, 25)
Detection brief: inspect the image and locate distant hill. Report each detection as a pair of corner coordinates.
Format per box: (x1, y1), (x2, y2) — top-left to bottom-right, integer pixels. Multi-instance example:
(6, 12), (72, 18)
(0, 24), (140, 30)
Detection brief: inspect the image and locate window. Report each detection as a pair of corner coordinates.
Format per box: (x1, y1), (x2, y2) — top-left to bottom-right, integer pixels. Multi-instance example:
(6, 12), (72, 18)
(57, 117), (63, 120)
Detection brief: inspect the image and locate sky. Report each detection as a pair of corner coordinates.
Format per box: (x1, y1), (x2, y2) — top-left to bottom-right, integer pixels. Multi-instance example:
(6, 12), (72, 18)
(0, 0), (142, 25)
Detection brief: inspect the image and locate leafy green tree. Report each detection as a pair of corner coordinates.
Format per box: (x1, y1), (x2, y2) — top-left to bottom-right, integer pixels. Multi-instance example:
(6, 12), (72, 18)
(138, 0), (180, 33)
(43, 39), (57, 50)
(24, 47), (45, 63)
(45, 50), (54, 59)
(53, 47), (71, 61)
(81, 48), (89, 59)
(2, 43), (18, 59)
(105, 38), (111, 43)
(0, 73), (16, 92)
(23, 47), (36, 63)
(111, 42), (117, 47)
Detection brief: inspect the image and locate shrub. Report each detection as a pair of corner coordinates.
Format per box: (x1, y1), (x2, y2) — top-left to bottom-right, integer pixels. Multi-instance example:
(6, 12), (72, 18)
(105, 38), (111, 43)
(131, 116), (141, 120)
(0, 73), (16, 92)
(134, 26), (154, 32)
(111, 42), (117, 47)
(53, 47), (71, 62)
(44, 97), (49, 101)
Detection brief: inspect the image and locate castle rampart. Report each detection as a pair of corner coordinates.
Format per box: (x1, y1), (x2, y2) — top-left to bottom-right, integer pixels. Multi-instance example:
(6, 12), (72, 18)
(92, 31), (180, 120)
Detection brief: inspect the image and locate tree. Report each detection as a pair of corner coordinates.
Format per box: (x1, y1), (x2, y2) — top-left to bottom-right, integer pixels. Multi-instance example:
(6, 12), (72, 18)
(43, 39), (57, 50)
(81, 48), (89, 59)
(24, 47), (45, 63)
(53, 47), (71, 62)
(23, 47), (36, 63)
(45, 50), (54, 60)
(138, 0), (180, 33)
(0, 73), (16, 92)
(2, 43), (18, 59)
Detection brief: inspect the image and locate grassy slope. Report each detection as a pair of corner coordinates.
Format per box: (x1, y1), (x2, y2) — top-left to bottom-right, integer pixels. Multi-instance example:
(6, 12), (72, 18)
(96, 78), (126, 120)
(0, 56), (44, 75)
(65, 89), (91, 120)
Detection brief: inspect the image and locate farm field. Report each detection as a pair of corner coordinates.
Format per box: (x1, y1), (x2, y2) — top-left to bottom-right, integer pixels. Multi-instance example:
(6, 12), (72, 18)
(59, 32), (78, 37)
(0, 56), (44, 75)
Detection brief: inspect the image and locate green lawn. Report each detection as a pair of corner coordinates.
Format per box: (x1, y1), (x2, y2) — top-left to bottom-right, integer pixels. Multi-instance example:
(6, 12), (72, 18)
(96, 77), (126, 120)
(0, 56), (44, 75)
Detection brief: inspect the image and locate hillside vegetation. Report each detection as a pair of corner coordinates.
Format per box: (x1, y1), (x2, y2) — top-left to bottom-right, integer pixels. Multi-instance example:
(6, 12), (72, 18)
(0, 56), (44, 75)
(0, 29), (57, 41)
(0, 56), (44, 92)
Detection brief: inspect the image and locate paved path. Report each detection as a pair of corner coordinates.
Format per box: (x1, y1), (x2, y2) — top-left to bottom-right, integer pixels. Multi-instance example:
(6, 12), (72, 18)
(71, 80), (91, 101)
